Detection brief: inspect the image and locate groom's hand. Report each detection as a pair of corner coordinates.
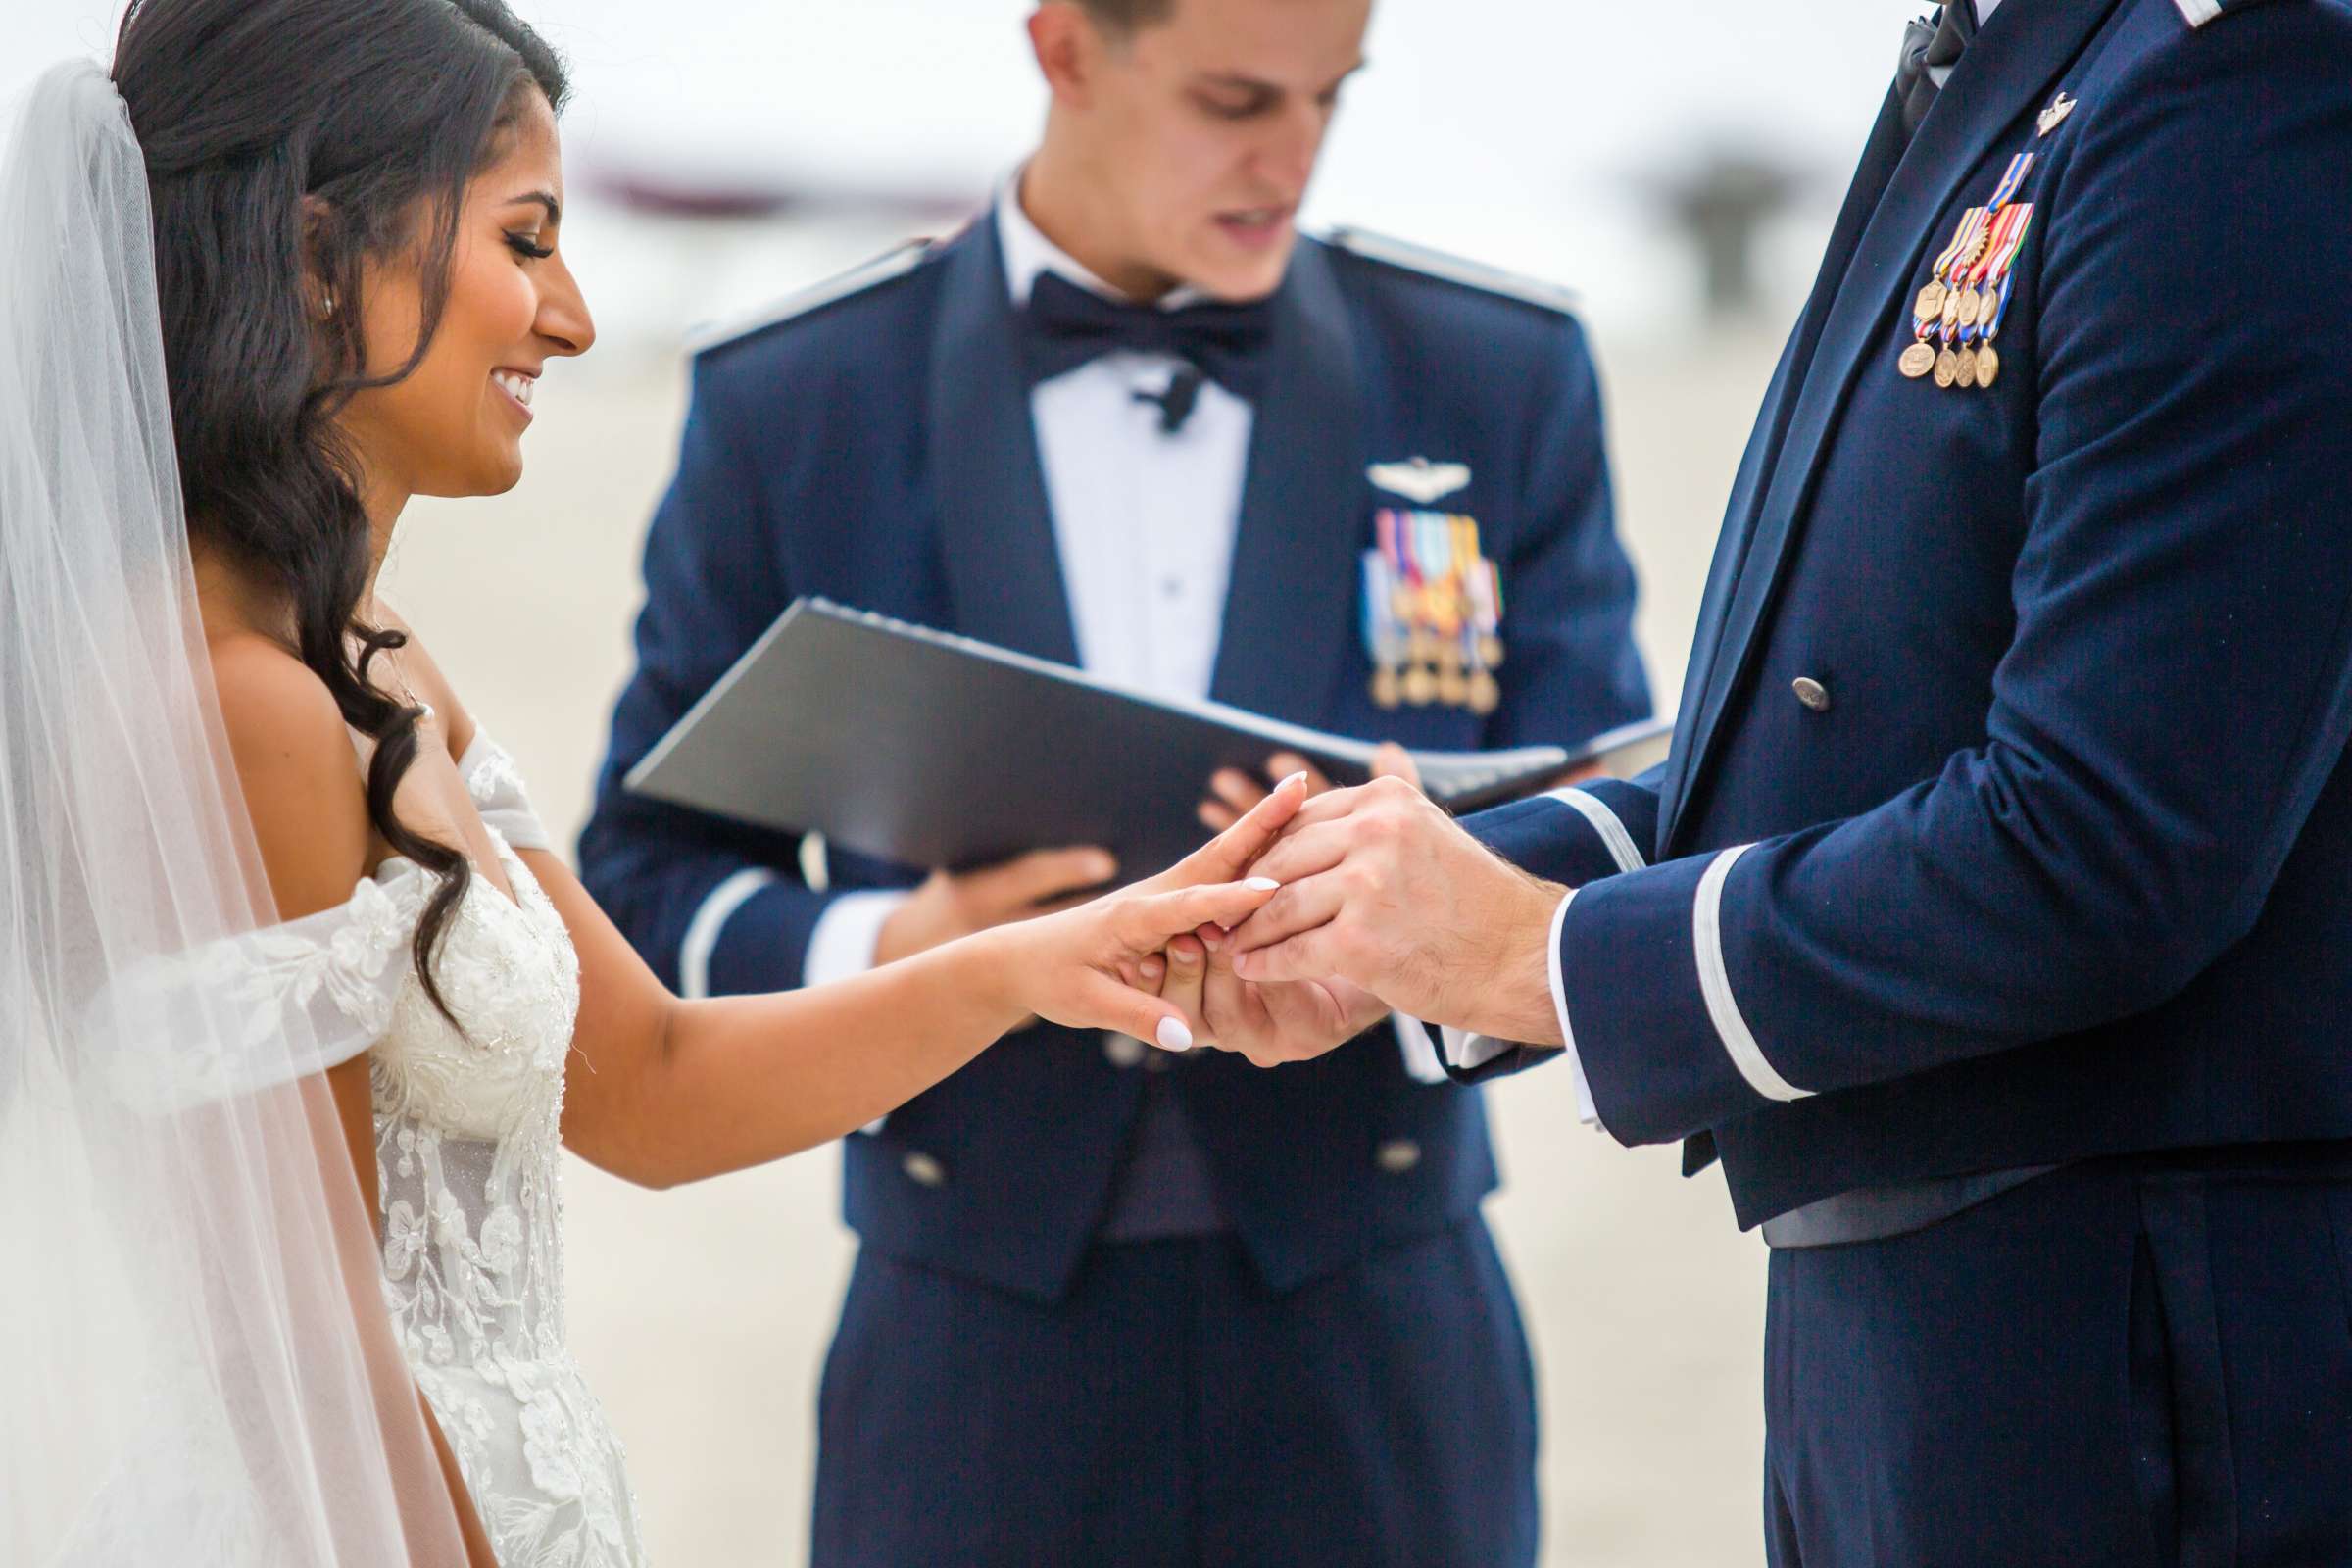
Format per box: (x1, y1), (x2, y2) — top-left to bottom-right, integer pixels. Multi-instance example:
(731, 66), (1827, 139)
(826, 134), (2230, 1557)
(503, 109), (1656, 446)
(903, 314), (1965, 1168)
(1227, 778), (1566, 1044)
(875, 846), (1118, 967)
(1140, 925), (1391, 1066)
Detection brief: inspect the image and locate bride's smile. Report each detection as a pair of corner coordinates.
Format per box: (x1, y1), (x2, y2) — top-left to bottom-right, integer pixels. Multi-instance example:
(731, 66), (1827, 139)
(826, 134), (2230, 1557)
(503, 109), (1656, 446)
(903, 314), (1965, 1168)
(333, 87), (591, 508)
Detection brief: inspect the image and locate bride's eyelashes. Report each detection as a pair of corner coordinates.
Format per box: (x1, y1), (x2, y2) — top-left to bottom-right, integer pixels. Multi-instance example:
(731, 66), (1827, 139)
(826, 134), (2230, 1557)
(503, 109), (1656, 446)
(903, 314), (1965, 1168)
(505, 232), (554, 262)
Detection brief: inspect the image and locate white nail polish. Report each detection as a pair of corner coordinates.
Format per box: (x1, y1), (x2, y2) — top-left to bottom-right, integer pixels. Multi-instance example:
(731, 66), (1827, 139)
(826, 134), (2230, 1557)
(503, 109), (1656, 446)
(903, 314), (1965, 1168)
(1246, 877), (1280, 892)
(1155, 1017), (1194, 1053)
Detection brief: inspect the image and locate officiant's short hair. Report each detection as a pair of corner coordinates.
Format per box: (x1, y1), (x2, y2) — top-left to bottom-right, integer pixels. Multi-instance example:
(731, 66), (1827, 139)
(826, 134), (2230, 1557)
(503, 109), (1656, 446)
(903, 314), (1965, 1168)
(1074, 0), (1175, 36)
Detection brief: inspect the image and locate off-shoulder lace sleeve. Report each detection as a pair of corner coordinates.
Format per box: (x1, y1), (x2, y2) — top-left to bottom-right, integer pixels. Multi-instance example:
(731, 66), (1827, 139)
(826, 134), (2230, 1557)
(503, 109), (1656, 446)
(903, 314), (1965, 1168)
(100, 869), (430, 1112)
(459, 732), (552, 854)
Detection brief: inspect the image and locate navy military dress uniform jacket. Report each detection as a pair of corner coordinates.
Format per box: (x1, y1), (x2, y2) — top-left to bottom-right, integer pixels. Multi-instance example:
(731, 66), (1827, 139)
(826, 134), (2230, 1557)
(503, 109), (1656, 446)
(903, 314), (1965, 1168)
(1465, 0), (2352, 1229)
(578, 213), (1648, 1299)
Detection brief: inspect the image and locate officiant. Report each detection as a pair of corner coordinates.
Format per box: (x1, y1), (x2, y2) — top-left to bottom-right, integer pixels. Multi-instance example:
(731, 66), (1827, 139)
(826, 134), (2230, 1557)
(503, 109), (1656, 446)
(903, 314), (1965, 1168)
(578, 0), (1645, 1560)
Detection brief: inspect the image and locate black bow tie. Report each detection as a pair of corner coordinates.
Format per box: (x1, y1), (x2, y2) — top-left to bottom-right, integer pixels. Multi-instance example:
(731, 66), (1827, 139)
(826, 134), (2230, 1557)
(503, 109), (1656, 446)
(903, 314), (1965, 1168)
(1896, 0), (1978, 137)
(1021, 270), (1273, 429)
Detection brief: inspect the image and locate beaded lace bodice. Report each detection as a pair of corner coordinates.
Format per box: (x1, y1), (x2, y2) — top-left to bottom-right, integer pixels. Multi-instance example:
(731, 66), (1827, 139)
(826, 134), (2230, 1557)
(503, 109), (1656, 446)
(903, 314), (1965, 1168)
(209, 732), (649, 1567)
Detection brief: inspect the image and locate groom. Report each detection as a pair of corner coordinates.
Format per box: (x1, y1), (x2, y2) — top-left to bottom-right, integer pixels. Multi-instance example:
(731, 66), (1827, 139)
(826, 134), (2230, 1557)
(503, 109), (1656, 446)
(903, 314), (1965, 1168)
(579, 0), (1649, 1560)
(1222, 0), (2352, 1562)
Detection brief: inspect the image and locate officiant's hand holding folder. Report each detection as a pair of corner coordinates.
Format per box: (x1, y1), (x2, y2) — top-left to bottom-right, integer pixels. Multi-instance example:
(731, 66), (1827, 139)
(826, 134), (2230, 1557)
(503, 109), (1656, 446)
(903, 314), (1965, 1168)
(625, 598), (1671, 882)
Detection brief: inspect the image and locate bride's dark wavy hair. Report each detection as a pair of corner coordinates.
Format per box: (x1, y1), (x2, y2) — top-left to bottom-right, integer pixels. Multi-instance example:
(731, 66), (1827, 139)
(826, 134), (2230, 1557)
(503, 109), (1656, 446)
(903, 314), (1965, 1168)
(112, 0), (567, 1021)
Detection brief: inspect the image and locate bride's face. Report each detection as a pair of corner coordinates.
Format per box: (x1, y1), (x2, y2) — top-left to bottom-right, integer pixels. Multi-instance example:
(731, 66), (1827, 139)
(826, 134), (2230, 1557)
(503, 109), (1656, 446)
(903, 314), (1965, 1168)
(335, 89), (595, 503)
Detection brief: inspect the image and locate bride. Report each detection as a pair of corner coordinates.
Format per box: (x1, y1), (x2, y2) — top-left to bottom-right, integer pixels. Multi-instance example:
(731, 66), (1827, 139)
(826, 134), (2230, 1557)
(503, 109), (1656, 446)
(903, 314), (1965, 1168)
(0, 1), (1378, 1563)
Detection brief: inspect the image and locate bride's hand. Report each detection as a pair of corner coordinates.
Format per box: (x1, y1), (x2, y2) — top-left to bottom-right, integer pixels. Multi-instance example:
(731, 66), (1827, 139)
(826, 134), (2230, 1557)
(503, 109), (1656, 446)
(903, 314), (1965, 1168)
(992, 773), (1311, 1052)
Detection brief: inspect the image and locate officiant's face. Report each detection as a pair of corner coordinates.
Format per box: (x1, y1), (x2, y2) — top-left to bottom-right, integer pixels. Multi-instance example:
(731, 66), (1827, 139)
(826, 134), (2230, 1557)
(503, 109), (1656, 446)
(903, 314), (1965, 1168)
(337, 89), (597, 504)
(1058, 0), (1371, 302)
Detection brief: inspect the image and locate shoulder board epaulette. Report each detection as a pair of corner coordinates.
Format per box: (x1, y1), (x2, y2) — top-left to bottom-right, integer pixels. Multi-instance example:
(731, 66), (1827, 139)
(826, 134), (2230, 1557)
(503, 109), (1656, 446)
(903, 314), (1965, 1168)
(2173, 0), (2290, 26)
(1322, 227), (1579, 315)
(688, 238), (934, 355)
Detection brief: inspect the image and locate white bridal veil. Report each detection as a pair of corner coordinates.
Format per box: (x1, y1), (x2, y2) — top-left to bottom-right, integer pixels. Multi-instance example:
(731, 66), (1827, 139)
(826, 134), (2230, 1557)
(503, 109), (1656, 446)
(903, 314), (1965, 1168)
(0, 62), (464, 1564)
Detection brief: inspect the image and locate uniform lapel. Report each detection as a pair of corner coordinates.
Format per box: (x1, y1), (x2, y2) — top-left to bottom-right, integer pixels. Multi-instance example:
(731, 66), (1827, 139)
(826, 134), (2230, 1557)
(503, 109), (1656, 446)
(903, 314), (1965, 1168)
(926, 210), (1082, 665)
(1656, 90), (1907, 837)
(1658, 0), (2122, 850)
(1206, 240), (1365, 721)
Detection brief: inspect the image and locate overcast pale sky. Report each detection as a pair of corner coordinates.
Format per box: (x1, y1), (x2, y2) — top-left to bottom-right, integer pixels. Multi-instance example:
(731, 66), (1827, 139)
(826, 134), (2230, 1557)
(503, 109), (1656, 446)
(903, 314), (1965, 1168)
(7, 1), (1917, 336)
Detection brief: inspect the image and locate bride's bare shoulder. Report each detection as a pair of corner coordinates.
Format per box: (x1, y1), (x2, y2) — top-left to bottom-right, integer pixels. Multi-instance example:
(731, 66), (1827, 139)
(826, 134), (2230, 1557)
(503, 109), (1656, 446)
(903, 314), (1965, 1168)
(208, 633), (372, 917)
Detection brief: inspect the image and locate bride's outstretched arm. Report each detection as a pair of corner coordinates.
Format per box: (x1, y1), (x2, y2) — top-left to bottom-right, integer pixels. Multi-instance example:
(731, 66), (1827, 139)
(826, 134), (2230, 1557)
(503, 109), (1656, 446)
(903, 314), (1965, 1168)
(531, 779), (1304, 1190)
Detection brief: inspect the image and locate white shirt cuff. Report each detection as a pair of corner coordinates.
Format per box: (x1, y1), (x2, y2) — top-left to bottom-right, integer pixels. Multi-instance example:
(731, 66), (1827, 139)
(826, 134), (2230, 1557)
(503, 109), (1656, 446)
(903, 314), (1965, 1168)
(803, 889), (912, 988)
(1392, 1014), (1450, 1084)
(1437, 889), (1599, 1127)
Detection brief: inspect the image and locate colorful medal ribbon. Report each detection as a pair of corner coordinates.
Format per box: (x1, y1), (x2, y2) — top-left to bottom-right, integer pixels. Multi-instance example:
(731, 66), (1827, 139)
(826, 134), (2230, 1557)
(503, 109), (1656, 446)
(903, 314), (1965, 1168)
(1968, 205), (2033, 388)
(1362, 509), (1504, 712)
(1901, 150), (2034, 387)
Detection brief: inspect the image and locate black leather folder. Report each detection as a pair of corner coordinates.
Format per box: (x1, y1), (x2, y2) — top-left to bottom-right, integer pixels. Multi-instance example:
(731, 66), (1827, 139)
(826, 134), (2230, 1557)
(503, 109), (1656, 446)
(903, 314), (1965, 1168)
(626, 598), (1671, 880)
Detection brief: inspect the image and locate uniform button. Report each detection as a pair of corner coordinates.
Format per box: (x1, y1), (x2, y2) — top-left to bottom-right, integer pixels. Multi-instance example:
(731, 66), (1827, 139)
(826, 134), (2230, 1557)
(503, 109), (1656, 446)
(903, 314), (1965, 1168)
(1376, 1138), (1423, 1174)
(1791, 676), (1832, 712)
(1102, 1032), (1147, 1069)
(901, 1152), (947, 1188)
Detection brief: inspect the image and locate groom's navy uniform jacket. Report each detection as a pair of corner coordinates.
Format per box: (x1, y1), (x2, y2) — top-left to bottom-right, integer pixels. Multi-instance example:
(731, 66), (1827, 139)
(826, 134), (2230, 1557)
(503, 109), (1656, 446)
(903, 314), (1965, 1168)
(1463, 0), (2352, 1560)
(580, 210), (1645, 1563)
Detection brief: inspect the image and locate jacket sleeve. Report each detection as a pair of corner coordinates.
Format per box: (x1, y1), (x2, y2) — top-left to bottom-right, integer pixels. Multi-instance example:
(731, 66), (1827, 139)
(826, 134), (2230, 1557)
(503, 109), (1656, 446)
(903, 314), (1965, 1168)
(1429, 763), (1667, 1086)
(1480, 313), (1651, 752)
(1554, 22), (2352, 1146)
(575, 351), (856, 998)
(1462, 764), (1665, 890)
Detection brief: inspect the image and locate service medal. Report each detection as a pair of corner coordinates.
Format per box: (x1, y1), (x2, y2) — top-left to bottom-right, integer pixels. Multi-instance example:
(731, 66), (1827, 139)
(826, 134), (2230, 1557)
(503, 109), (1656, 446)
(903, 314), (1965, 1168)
(1916, 281), (1948, 321)
(1934, 347), (1960, 388)
(1467, 669), (1501, 715)
(1954, 347), (1979, 389)
(1899, 342), (1937, 379)
(1975, 343), (2001, 388)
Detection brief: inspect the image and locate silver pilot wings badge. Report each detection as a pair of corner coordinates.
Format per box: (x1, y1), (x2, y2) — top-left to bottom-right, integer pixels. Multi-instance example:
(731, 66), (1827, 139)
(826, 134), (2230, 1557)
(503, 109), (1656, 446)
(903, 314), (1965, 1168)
(1367, 457), (1472, 505)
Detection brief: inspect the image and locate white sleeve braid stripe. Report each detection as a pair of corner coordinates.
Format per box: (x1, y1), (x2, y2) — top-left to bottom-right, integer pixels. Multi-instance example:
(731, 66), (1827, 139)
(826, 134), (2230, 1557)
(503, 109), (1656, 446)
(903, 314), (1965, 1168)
(1542, 788), (1646, 874)
(680, 868), (779, 1002)
(1693, 845), (1810, 1102)
(2174, 0), (2224, 24)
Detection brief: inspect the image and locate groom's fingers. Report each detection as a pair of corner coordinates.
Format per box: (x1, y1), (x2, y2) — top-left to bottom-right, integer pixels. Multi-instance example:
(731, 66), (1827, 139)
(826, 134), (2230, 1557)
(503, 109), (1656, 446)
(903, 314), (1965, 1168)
(1159, 934), (1208, 1041)
(1276, 784), (1370, 835)
(1241, 819), (1358, 891)
(1199, 933), (1248, 1042)
(1230, 925), (1348, 987)
(1227, 872), (1348, 956)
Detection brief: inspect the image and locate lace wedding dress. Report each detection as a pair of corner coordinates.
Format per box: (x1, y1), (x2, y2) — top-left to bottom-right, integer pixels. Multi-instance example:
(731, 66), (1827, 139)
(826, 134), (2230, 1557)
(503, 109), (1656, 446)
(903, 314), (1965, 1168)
(246, 731), (649, 1566)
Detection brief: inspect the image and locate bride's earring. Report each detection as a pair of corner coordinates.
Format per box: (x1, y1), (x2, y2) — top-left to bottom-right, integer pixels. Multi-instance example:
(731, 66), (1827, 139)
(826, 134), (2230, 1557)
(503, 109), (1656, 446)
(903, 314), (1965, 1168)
(319, 288), (336, 321)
